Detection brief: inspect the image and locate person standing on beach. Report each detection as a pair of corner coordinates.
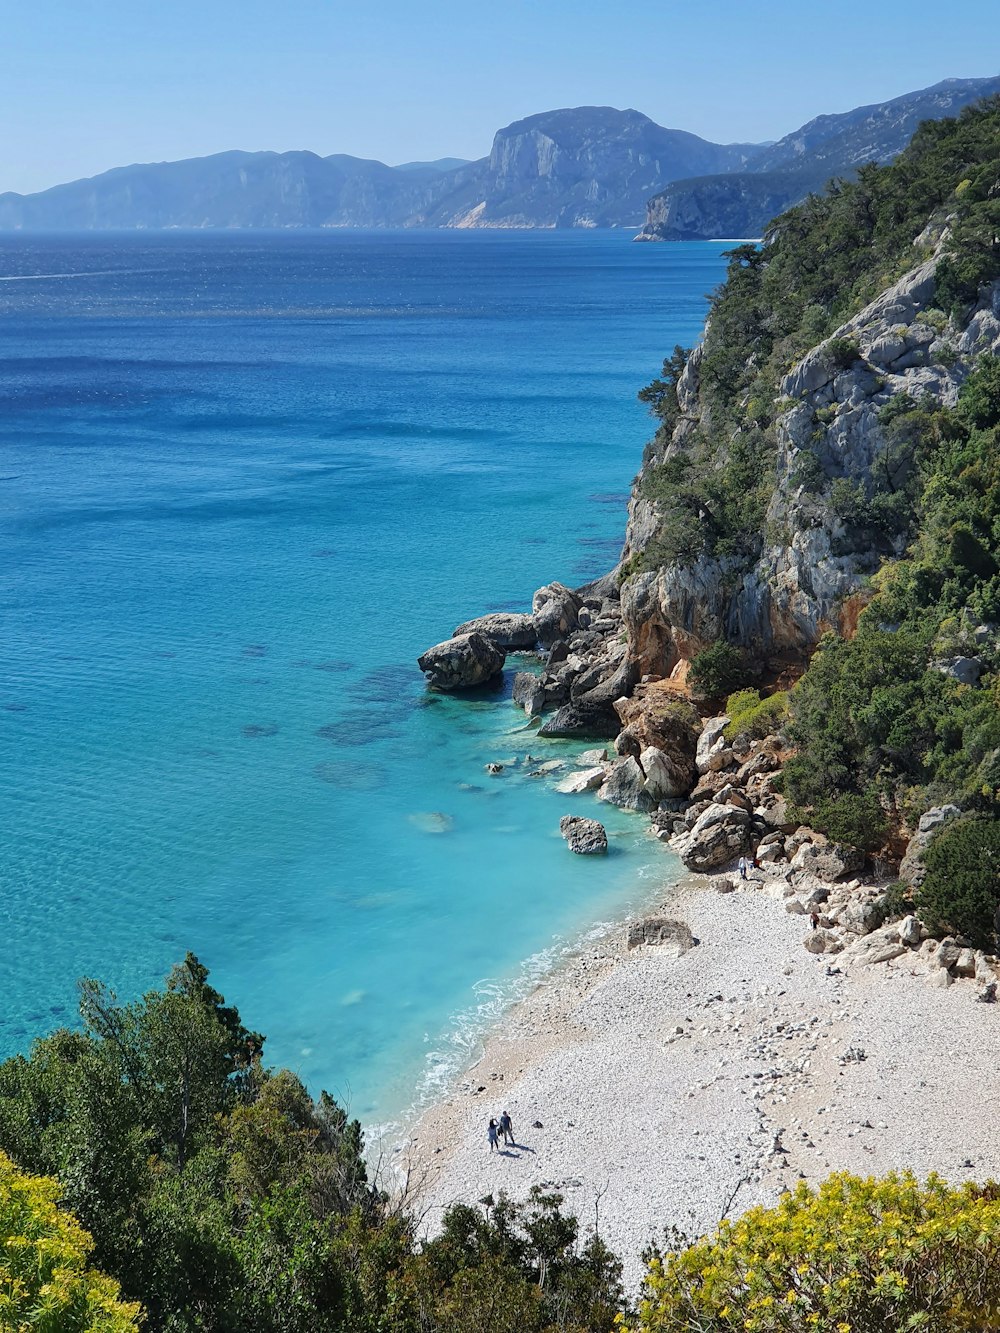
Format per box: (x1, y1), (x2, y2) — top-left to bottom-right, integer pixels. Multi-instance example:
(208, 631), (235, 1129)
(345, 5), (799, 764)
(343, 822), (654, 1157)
(737, 856), (748, 880)
(487, 1118), (500, 1152)
(499, 1110), (514, 1146)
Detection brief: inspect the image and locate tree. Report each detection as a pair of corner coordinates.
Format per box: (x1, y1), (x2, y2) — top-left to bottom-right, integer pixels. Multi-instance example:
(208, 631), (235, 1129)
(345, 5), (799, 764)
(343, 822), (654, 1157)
(917, 817), (1000, 949)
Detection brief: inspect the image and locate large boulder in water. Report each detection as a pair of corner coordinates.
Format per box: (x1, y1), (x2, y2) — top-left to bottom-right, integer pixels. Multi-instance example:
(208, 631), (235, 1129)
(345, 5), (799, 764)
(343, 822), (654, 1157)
(598, 756), (656, 813)
(560, 815), (608, 855)
(417, 633), (505, 691)
(453, 612), (538, 651)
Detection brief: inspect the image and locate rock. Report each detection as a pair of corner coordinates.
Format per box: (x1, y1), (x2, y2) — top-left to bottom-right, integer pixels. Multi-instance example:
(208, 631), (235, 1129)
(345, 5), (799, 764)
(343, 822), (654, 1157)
(899, 804), (962, 886)
(671, 802), (751, 872)
(715, 875), (737, 893)
(533, 582), (583, 648)
(417, 633), (505, 691)
(715, 783), (753, 812)
(758, 797), (794, 829)
(453, 612), (537, 651)
(555, 766), (606, 794)
(538, 699), (620, 740)
(485, 763), (504, 775)
(934, 939), (962, 970)
(408, 812), (454, 834)
(512, 670), (545, 716)
(864, 942), (907, 965)
(598, 757), (656, 813)
(790, 841), (865, 882)
(640, 745), (692, 801)
(955, 948), (978, 978)
(930, 967), (953, 988)
(574, 748), (609, 766)
(559, 815), (608, 855)
(626, 916), (696, 955)
(695, 716), (730, 772)
(898, 914), (922, 947)
(840, 896), (885, 935)
(932, 655), (982, 686)
(785, 898), (806, 915)
(804, 929), (843, 955)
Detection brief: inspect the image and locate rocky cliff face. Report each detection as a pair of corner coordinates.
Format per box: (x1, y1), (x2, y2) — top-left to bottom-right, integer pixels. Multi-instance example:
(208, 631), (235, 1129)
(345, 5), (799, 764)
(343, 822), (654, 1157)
(635, 76), (1000, 241)
(620, 252), (1000, 677)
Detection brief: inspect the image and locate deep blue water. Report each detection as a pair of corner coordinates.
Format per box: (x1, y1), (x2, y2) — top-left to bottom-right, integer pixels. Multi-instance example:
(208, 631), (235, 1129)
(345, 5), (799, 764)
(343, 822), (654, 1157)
(0, 230), (729, 1126)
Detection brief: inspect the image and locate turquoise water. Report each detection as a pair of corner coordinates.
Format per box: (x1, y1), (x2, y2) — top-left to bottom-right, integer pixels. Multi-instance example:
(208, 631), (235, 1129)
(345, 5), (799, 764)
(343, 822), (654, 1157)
(0, 231), (729, 1125)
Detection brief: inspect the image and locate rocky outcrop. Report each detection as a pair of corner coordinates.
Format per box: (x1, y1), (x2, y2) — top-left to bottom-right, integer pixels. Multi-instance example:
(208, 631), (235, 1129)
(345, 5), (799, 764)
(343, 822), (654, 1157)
(559, 815), (608, 855)
(598, 757), (655, 813)
(899, 804), (962, 887)
(453, 612), (537, 650)
(671, 802), (751, 871)
(417, 633), (505, 690)
(532, 582), (583, 648)
(621, 255), (1000, 676)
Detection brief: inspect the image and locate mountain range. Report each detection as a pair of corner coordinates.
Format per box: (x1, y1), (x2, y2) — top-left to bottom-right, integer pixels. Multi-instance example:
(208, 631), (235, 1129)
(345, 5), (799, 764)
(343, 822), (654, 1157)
(2, 76), (999, 235)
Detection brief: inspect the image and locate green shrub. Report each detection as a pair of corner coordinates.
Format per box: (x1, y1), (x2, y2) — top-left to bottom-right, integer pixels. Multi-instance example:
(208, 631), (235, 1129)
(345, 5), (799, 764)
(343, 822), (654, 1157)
(724, 691), (789, 743)
(689, 642), (746, 698)
(811, 790), (888, 853)
(636, 1172), (1000, 1332)
(826, 335), (861, 370)
(916, 816), (1000, 949)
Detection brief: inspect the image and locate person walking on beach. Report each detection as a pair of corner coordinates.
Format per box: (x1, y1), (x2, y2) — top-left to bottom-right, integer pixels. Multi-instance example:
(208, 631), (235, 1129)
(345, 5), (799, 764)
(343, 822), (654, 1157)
(487, 1118), (500, 1152)
(499, 1110), (514, 1146)
(737, 856), (748, 880)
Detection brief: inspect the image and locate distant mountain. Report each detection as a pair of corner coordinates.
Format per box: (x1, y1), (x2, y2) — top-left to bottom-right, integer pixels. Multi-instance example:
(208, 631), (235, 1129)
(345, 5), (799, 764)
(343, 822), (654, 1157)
(635, 76), (1000, 241)
(393, 157), (471, 173)
(0, 108), (758, 231)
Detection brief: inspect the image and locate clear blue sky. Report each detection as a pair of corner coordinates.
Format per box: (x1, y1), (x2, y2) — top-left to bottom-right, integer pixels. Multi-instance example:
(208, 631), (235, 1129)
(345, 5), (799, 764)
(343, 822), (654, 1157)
(2, 0), (996, 195)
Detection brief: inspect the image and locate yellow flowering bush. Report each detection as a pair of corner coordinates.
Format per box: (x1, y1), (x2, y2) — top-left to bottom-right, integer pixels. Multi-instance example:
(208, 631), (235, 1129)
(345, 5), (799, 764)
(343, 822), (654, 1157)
(630, 1172), (1000, 1332)
(0, 1149), (141, 1330)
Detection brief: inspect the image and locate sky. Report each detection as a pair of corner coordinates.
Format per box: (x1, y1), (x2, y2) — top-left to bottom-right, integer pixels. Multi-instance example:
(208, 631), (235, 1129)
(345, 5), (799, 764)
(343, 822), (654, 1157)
(1, 0), (998, 195)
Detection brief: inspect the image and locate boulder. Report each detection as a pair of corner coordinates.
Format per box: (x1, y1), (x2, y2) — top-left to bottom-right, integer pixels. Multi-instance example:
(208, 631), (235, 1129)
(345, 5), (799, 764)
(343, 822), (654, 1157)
(626, 917), (696, 956)
(598, 757), (656, 813)
(696, 716), (731, 773)
(574, 747), (609, 766)
(803, 928), (844, 955)
(840, 896), (885, 936)
(671, 802), (751, 872)
(715, 783), (753, 812)
(555, 766), (606, 794)
(533, 582), (582, 648)
(790, 841), (865, 883)
(453, 612), (537, 651)
(898, 914), (922, 947)
(559, 815), (608, 855)
(512, 670), (545, 716)
(640, 745), (692, 801)
(418, 633), (505, 691)
(538, 699), (620, 740)
(899, 804), (962, 887)
(932, 656), (982, 686)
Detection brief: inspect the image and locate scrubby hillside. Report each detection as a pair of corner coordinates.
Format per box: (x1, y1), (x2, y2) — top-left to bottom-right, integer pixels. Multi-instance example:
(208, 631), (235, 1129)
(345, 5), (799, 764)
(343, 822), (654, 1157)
(622, 95), (1000, 872)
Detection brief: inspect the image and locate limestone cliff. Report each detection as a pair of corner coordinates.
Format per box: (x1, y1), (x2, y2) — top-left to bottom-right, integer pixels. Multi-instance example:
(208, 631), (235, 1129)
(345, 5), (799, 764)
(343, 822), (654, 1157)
(619, 250), (1000, 678)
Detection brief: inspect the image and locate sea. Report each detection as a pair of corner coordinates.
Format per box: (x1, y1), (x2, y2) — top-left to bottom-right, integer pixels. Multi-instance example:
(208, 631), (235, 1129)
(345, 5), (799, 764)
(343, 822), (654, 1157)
(0, 230), (730, 1128)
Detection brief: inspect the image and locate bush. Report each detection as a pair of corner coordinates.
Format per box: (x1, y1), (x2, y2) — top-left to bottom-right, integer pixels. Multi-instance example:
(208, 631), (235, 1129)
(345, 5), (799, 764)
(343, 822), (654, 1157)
(724, 690), (789, 743)
(0, 1150), (141, 1330)
(689, 642), (746, 698)
(811, 790), (888, 853)
(635, 1172), (1000, 1332)
(916, 816), (1000, 949)
(826, 335), (860, 370)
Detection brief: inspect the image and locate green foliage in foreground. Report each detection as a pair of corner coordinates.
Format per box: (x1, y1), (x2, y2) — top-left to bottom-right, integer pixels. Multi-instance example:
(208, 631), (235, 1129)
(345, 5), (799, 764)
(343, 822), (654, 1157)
(0, 956), (625, 1333)
(917, 817), (1000, 950)
(632, 1172), (1000, 1332)
(0, 1149), (141, 1330)
(723, 689), (789, 744)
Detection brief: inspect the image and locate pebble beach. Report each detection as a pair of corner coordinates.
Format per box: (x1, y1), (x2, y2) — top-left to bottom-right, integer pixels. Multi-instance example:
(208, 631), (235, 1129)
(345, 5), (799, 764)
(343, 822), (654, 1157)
(402, 871), (1000, 1293)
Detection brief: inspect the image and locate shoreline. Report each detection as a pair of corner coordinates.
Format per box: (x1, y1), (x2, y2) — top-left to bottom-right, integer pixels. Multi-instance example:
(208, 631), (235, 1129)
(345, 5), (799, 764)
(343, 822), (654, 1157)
(399, 866), (1000, 1293)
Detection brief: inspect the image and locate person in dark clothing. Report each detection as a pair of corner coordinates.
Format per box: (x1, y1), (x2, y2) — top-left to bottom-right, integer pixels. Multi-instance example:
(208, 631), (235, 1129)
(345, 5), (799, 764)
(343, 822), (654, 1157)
(499, 1110), (514, 1146)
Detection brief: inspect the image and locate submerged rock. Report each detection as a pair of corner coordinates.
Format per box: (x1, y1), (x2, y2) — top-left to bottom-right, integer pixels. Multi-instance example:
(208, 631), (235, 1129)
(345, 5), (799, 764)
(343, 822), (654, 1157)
(408, 812), (454, 834)
(559, 815), (608, 855)
(417, 632), (505, 691)
(453, 612), (538, 651)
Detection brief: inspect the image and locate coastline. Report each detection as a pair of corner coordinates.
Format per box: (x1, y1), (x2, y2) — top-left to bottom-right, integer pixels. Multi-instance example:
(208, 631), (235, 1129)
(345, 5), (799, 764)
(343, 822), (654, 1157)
(400, 867), (1000, 1293)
